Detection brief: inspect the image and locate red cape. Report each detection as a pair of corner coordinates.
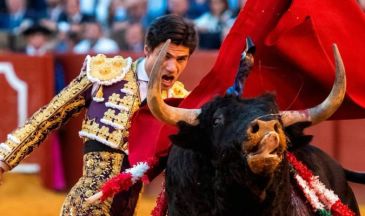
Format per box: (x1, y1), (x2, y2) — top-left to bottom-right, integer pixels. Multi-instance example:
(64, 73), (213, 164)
(128, 0), (365, 166)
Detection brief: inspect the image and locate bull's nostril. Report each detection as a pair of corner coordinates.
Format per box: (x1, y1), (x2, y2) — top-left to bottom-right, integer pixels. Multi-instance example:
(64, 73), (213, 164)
(274, 123), (279, 132)
(251, 122), (259, 133)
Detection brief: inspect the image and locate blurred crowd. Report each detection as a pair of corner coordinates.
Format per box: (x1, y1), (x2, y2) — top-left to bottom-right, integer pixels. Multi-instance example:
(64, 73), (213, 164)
(0, 0), (248, 56)
(0, 0), (364, 56)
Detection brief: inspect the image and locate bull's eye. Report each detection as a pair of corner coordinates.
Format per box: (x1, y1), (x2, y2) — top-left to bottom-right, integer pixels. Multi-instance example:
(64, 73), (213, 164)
(213, 114), (224, 127)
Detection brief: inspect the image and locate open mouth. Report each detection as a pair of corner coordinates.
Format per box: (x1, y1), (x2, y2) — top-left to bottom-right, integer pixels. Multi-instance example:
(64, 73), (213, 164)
(269, 147), (280, 156)
(248, 146), (280, 157)
(161, 74), (175, 88)
(244, 132), (284, 175)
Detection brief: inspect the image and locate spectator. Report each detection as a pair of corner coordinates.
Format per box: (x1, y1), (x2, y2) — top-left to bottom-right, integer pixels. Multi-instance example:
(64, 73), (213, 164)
(46, 0), (64, 21)
(49, 0), (94, 53)
(79, 0), (112, 28)
(167, 0), (190, 18)
(110, 0), (149, 49)
(108, 0), (128, 27)
(121, 22), (144, 52)
(57, 0), (93, 33)
(110, 0), (148, 33)
(0, 32), (10, 53)
(27, 0), (47, 12)
(0, 0), (39, 34)
(73, 18), (119, 54)
(146, 0), (167, 20)
(125, 0), (149, 29)
(194, 0), (233, 49)
(21, 23), (55, 56)
(231, 0), (247, 16)
(187, 0), (210, 19)
(38, 0), (65, 32)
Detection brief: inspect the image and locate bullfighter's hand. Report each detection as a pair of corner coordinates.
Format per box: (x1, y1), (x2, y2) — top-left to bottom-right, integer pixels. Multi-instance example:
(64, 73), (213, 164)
(0, 161), (9, 186)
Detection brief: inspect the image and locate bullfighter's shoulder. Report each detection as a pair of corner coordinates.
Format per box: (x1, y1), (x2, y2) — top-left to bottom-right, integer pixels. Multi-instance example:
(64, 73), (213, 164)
(85, 54), (133, 86)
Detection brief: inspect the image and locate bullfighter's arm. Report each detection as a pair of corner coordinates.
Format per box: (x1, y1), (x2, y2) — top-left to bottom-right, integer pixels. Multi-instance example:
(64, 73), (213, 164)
(0, 65), (92, 173)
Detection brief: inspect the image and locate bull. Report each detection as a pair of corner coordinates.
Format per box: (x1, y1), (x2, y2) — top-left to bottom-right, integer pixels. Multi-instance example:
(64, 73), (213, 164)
(147, 40), (362, 215)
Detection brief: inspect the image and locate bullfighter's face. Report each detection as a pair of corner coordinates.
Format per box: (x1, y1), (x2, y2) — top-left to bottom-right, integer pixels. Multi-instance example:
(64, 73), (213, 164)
(144, 43), (190, 91)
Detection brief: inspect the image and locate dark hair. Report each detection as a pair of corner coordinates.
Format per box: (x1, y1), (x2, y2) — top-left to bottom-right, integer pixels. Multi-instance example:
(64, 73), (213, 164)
(145, 14), (198, 54)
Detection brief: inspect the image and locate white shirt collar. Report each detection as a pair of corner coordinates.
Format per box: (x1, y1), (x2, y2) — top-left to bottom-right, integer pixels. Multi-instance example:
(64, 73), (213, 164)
(136, 58), (149, 82)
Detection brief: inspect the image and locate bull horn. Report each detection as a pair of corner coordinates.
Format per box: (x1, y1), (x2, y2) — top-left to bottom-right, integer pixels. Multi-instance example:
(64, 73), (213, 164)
(147, 39), (201, 126)
(280, 44), (346, 127)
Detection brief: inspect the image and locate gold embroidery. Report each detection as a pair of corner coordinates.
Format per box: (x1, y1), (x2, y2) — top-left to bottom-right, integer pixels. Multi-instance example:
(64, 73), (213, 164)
(123, 81), (138, 92)
(108, 93), (122, 105)
(170, 81), (190, 98)
(161, 80), (190, 99)
(103, 109), (116, 121)
(61, 151), (124, 215)
(80, 119), (125, 149)
(88, 54), (131, 83)
(114, 111), (129, 126)
(81, 119), (100, 135)
(109, 130), (124, 147)
(79, 61), (142, 151)
(0, 72), (91, 169)
(93, 85), (105, 102)
(101, 108), (129, 130)
(124, 69), (135, 81)
(107, 94), (135, 108)
(122, 95), (141, 140)
(97, 126), (110, 141)
(122, 95), (136, 107)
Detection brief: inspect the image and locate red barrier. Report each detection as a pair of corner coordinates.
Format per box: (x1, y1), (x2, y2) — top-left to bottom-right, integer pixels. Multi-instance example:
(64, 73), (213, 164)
(0, 53), (54, 188)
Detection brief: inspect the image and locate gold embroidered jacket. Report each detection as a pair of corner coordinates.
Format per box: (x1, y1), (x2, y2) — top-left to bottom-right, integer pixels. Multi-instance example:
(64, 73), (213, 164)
(0, 54), (188, 170)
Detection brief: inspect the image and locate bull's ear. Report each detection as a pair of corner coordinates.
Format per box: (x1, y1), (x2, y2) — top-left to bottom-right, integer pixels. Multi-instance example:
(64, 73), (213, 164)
(256, 93), (280, 113)
(169, 121), (204, 150)
(258, 92), (277, 104)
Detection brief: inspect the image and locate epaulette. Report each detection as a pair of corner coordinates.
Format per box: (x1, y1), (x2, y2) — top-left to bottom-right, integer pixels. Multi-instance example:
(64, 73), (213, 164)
(161, 81), (190, 99)
(86, 54), (133, 86)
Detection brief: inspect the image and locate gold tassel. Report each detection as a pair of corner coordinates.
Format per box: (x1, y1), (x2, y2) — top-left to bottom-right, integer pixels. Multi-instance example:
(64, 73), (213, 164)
(93, 85), (104, 102)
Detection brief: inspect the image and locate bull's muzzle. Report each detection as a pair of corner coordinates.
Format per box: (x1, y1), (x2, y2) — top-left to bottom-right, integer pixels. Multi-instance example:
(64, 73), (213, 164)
(244, 119), (287, 175)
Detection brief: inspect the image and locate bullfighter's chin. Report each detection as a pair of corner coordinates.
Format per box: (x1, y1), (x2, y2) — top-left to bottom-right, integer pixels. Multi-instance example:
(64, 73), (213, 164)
(247, 154), (282, 175)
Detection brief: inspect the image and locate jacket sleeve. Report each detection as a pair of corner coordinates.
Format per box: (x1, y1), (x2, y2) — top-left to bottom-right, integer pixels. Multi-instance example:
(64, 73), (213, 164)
(0, 68), (92, 170)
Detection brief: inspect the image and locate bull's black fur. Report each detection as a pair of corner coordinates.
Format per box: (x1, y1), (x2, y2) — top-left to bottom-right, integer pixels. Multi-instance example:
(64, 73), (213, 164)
(166, 94), (360, 216)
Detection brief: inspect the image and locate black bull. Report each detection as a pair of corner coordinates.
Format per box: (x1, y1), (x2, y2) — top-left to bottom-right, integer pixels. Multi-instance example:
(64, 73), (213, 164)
(165, 94), (359, 215)
(146, 41), (364, 215)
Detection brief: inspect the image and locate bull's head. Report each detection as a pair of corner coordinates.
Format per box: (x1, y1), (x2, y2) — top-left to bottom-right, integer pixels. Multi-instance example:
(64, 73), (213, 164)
(148, 40), (346, 177)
